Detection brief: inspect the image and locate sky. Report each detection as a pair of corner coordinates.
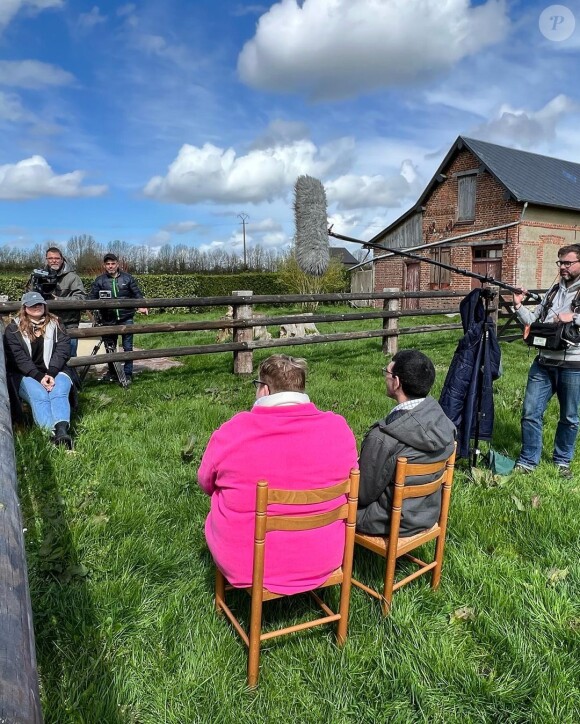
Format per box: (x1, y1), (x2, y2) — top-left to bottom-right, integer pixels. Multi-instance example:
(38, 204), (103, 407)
(0, 0), (579, 259)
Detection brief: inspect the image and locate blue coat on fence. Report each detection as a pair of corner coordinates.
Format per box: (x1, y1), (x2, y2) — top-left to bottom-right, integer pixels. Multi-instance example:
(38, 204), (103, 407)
(439, 288), (501, 459)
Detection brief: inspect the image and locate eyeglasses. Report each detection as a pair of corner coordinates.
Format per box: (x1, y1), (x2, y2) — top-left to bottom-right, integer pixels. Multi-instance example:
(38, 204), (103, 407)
(252, 379), (268, 388)
(381, 366), (396, 378)
(556, 260), (580, 268)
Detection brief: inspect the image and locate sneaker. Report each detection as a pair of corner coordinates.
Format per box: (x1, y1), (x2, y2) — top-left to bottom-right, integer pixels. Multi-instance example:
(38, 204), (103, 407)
(514, 464), (533, 474)
(557, 465), (573, 480)
(124, 375), (133, 387)
(99, 372), (115, 382)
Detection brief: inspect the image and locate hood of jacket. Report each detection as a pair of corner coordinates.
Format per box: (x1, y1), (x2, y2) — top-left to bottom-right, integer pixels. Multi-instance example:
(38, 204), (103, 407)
(377, 396), (456, 453)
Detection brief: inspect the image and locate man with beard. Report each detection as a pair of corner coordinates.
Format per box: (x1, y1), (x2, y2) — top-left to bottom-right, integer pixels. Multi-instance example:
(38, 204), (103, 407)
(27, 247), (85, 356)
(513, 244), (580, 478)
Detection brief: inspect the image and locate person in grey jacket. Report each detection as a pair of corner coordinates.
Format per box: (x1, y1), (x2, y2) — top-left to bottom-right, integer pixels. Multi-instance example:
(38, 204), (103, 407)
(512, 243), (580, 478)
(357, 349), (456, 537)
(26, 247), (86, 356)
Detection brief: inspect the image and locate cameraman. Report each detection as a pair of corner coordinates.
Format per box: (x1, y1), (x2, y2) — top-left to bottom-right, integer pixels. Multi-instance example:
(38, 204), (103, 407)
(27, 247), (86, 356)
(89, 253), (148, 385)
(513, 243), (580, 478)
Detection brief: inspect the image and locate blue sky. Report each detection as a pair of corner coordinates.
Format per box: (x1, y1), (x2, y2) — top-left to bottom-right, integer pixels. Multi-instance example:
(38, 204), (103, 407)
(1, 0), (579, 258)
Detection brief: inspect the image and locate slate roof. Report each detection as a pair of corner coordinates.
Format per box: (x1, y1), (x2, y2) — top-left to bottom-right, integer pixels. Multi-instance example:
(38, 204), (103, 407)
(461, 137), (580, 211)
(329, 247), (358, 266)
(370, 136), (580, 243)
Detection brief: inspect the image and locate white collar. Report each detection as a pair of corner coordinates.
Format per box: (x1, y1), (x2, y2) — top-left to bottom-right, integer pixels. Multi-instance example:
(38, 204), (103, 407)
(253, 391), (310, 407)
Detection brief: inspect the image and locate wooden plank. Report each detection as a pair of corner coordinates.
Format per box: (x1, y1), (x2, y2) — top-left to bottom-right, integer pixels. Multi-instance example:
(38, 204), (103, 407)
(0, 321), (43, 723)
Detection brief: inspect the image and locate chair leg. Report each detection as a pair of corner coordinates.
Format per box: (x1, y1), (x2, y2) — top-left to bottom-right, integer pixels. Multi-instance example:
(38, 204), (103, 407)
(431, 534), (445, 589)
(247, 593), (264, 688)
(336, 577), (353, 645)
(215, 568), (225, 613)
(381, 553), (397, 617)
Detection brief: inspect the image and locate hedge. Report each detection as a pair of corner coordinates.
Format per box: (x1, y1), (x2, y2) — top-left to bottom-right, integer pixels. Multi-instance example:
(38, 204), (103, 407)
(0, 272), (287, 304)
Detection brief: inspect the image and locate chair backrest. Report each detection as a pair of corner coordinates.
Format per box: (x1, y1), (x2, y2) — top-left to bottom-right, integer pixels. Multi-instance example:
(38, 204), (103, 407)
(388, 443), (457, 541)
(252, 470), (360, 591)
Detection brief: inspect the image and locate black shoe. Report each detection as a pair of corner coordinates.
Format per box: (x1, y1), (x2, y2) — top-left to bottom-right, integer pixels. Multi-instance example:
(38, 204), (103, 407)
(53, 421), (73, 450)
(557, 465), (573, 480)
(124, 375), (133, 386)
(100, 372), (114, 382)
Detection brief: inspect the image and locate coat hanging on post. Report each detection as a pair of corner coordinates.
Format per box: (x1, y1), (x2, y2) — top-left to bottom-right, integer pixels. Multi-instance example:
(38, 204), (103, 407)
(439, 288), (501, 459)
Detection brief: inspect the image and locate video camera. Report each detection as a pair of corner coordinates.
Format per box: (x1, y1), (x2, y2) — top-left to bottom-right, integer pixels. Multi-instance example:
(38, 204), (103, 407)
(30, 268), (58, 299)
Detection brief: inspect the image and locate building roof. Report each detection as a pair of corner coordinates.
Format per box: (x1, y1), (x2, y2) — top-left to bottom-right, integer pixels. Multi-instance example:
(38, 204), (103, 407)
(370, 135), (580, 243)
(460, 137), (580, 211)
(329, 247), (358, 266)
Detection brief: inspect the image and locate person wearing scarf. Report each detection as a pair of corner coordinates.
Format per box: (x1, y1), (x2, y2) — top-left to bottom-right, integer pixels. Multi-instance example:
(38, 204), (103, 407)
(4, 291), (75, 448)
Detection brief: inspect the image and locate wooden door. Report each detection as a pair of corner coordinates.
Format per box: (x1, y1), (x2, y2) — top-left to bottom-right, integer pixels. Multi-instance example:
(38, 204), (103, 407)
(404, 262), (420, 309)
(471, 259), (502, 289)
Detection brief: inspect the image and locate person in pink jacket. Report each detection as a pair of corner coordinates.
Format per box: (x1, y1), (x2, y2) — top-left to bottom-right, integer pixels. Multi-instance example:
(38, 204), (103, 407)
(198, 354), (358, 595)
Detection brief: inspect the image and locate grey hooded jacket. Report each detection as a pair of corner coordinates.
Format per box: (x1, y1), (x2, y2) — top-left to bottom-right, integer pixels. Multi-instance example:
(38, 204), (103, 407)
(356, 396), (456, 537)
(27, 259), (86, 327)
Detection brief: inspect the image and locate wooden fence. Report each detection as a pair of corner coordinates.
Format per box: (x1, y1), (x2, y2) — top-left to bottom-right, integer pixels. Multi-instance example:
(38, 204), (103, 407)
(0, 285), (538, 718)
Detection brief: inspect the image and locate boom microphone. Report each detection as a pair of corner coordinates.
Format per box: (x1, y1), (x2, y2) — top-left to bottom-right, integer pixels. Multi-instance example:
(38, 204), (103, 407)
(294, 175), (330, 276)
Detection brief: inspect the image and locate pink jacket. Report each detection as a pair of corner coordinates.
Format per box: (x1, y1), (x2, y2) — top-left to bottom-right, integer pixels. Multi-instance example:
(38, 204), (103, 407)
(198, 402), (358, 595)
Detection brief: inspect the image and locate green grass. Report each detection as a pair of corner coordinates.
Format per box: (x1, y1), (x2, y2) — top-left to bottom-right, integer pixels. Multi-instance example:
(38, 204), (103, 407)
(14, 306), (580, 723)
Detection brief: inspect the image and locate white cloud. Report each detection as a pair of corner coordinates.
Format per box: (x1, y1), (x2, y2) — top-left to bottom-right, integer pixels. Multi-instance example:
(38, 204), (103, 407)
(0, 156), (107, 200)
(0, 0), (63, 33)
(0, 90), (32, 122)
(472, 95), (579, 148)
(143, 138), (350, 205)
(0, 60), (74, 89)
(163, 220), (199, 234)
(238, 0), (509, 100)
(78, 6), (107, 30)
(326, 160), (422, 210)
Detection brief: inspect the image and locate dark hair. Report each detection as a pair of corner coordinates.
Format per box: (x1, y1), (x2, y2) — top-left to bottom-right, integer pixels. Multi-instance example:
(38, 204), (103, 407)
(103, 253), (118, 262)
(558, 244), (580, 259)
(259, 354), (307, 393)
(391, 349), (435, 398)
(45, 246), (63, 258)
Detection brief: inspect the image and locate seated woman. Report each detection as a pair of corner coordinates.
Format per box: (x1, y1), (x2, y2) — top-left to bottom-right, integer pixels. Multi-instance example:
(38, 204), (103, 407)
(4, 291), (76, 449)
(198, 354), (358, 595)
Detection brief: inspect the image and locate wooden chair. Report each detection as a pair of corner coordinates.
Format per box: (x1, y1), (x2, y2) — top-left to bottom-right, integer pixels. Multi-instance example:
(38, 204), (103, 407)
(351, 443), (456, 616)
(215, 469), (360, 688)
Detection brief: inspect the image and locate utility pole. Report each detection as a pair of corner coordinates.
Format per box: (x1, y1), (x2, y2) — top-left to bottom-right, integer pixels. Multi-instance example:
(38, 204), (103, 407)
(238, 212), (249, 268)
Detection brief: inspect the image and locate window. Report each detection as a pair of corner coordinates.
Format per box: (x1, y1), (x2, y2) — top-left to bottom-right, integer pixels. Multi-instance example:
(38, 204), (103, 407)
(458, 174), (476, 221)
(430, 247), (451, 289)
(473, 246), (502, 259)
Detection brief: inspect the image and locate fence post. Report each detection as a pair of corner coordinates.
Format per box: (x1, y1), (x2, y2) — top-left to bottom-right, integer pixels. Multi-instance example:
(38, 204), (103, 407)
(382, 288), (399, 356)
(490, 286), (499, 325)
(0, 322), (43, 723)
(232, 290), (253, 375)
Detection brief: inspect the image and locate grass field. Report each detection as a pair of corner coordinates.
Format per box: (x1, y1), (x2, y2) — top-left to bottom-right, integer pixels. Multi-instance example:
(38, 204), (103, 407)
(14, 307), (580, 723)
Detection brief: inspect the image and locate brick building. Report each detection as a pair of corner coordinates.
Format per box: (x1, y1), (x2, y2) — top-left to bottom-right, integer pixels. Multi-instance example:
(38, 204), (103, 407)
(371, 136), (580, 308)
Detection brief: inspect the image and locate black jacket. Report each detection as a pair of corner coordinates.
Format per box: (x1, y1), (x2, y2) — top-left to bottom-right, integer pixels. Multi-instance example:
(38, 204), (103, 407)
(439, 289), (501, 459)
(89, 271), (144, 323)
(3, 319), (78, 423)
(357, 397), (456, 537)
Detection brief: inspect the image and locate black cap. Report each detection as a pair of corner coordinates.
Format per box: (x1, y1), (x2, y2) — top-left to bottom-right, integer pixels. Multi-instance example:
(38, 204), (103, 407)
(103, 253), (118, 262)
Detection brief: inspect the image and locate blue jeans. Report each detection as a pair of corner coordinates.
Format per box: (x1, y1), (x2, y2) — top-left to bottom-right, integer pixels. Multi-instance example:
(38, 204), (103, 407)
(104, 318), (134, 377)
(19, 373), (72, 431)
(518, 358), (580, 468)
(69, 335), (78, 357)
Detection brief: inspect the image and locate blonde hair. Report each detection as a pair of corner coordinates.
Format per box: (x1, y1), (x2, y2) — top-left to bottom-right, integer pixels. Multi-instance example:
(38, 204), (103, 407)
(259, 354), (307, 393)
(17, 305), (59, 339)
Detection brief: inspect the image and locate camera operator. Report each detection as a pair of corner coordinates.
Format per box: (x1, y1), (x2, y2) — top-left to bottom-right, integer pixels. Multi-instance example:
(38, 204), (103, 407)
(513, 243), (580, 479)
(89, 253), (148, 385)
(26, 247), (86, 357)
